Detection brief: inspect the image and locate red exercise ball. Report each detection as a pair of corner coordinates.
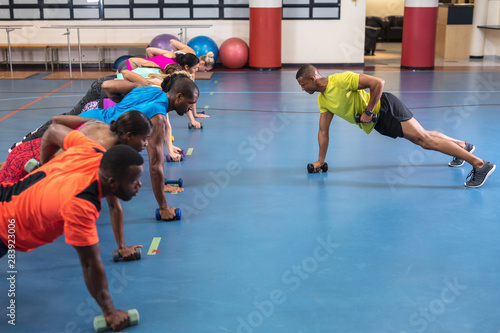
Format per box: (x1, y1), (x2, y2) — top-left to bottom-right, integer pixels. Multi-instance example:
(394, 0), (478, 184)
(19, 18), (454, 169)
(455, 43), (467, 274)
(219, 37), (249, 69)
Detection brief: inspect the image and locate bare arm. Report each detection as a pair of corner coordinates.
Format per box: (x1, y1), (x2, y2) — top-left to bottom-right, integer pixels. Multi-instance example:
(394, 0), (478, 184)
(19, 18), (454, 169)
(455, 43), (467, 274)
(101, 79), (140, 104)
(106, 195), (125, 250)
(74, 244), (129, 331)
(358, 74), (385, 112)
(146, 115), (173, 217)
(105, 196), (142, 260)
(317, 111), (334, 165)
(164, 114), (175, 155)
(121, 69), (154, 86)
(169, 40), (195, 55)
(39, 124), (72, 164)
(146, 47), (175, 58)
(51, 115), (95, 129)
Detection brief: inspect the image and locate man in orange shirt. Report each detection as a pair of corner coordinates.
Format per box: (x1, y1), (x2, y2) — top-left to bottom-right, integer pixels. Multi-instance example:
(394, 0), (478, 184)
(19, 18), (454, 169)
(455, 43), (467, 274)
(0, 124), (144, 331)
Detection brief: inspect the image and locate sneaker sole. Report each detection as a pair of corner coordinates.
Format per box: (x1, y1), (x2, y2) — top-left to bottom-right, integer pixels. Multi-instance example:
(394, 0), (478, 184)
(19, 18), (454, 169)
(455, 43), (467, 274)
(448, 145), (476, 168)
(464, 164), (496, 188)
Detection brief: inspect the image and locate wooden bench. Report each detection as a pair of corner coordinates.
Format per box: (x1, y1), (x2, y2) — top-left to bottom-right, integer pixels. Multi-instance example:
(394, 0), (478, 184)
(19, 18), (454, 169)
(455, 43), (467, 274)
(0, 44), (52, 70)
(46, 43), (149, 71)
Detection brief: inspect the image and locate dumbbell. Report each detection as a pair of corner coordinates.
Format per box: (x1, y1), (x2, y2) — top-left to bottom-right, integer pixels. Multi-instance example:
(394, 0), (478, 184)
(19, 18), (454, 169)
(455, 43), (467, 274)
(93, 309), (139, 332)
(112, 247), (141, 262)
(165, 150), (186, 162)
(165, 178), (183, 187)
(307, 162), (328, 173)
(198, 111), (206, 115)
(155, 208), (181, 221)
(24, 158), (40, 173)
(355, 113), (378, 124)
(188, 122), (203, 129)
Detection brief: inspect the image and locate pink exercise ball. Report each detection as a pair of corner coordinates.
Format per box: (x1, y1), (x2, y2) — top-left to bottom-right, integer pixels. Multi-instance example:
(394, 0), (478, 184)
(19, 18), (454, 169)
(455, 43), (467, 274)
(219, 37), (249, 69)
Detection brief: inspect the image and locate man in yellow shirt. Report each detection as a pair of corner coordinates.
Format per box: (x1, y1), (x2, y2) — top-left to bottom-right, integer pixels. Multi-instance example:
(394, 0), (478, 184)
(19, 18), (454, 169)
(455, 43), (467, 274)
(296, 64), (495, 188)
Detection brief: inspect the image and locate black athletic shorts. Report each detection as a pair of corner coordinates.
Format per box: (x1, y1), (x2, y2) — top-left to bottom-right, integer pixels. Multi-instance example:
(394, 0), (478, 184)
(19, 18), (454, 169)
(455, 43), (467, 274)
(0, 241), (7, 258)
(374, 92), (413, 139)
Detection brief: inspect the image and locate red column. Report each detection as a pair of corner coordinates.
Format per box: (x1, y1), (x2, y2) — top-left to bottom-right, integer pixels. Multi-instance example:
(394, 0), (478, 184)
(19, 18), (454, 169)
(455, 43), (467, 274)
(249, 0), (282, 70)
(401, 0), (438, 70)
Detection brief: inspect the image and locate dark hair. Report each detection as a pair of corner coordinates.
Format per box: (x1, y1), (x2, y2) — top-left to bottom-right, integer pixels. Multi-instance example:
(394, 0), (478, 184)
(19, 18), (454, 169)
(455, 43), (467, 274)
(161, 72), (199, 98)
(109, 110), (152, 136)
(162, 63), (182, 75)
(296, 64), (316, 80)
(174, 53), (200, 68)
(100, 144), (144, 179)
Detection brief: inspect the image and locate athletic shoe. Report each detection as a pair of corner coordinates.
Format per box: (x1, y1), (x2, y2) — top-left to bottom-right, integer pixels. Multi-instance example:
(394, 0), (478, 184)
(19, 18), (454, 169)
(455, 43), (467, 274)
(449, 142), (475, 167)
(464, 161), (496, 188)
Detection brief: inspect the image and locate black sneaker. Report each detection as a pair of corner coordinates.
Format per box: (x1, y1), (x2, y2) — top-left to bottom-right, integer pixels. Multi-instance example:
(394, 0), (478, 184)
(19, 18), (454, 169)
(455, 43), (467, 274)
(449, 142), (475, 167)
(464, 161), (496, 188)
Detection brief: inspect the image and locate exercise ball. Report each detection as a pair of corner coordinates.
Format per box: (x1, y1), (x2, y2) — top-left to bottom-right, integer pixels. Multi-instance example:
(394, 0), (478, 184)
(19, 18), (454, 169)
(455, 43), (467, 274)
(219, 38), (249, 69)
(112, 55), (133, 70)
(150, 34), (180, 52)
(187, 36), (219, 61)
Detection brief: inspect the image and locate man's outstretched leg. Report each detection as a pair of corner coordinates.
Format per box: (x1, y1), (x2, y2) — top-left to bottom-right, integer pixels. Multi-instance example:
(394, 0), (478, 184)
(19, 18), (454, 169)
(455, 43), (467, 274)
(427, 131), (475, 167)
(402, 118), (495, 188)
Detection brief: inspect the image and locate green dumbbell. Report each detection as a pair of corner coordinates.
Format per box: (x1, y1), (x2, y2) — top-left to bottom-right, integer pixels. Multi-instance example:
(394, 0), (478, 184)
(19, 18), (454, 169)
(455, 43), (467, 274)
(93, 309), (139, 332)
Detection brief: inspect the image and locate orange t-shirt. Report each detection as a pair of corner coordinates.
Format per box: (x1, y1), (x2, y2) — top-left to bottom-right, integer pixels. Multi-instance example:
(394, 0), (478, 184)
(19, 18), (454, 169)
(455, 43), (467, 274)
(0, 131), (106, 252)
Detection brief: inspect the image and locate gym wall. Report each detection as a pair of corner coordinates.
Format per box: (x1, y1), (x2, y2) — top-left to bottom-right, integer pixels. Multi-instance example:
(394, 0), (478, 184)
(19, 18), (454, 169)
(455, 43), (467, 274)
(0, 1), (365, 66)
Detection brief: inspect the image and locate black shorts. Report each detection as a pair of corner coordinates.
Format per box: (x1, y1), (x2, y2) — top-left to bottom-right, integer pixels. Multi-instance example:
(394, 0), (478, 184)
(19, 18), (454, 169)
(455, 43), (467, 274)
(374, 92), (413, 139)
(0, 240), (7, 258)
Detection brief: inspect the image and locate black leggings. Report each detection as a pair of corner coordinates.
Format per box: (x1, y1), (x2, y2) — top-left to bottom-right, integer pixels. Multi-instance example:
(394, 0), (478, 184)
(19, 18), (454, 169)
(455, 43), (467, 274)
(21, 75), (116, 143)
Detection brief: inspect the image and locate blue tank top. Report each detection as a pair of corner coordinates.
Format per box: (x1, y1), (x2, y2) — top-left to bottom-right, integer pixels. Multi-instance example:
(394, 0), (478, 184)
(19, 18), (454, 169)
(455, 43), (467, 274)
(79, 86), (168, 123)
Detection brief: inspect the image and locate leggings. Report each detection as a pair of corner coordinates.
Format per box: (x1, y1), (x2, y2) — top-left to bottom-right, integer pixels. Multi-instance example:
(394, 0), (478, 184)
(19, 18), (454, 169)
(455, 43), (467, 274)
(21, 76), (115, 143)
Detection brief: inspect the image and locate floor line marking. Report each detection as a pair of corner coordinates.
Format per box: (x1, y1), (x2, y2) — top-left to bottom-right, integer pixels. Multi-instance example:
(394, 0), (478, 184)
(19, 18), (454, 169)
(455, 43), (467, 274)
(0, 81), (74, 122)
(186, 148), (194, 155)
(147, 237), (162, 255)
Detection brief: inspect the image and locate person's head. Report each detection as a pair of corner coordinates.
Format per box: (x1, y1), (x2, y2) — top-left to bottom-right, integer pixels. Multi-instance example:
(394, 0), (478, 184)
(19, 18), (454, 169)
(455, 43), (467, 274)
(161, 71), (199, 116)
(198, 52), (215, 72)
(110, 110), (153, 152)
(296, 64), (320, 95)
(174, 53), (200, 74)
(99, 145), (144, 201)
(161, 63), (182, 75)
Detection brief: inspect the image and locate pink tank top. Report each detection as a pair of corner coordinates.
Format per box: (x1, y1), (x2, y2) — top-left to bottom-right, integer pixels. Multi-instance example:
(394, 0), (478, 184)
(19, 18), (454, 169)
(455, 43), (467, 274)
(127, 55), (178, 71)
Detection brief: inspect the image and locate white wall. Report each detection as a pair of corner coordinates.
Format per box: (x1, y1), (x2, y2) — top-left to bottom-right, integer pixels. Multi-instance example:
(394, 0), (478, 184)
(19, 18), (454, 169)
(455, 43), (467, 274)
(0, 1), (366, 66)
(483, 0), (500, 56)
(366, 0), (404, 17)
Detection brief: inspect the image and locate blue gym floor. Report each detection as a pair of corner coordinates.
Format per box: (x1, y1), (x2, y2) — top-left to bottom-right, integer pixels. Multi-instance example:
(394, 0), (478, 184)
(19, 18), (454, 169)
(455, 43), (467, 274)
(0, 69), (500, 333)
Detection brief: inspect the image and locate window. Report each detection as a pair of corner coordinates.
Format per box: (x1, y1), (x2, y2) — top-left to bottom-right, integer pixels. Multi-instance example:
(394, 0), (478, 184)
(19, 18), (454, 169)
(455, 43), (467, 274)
(1, 0), (340, 20)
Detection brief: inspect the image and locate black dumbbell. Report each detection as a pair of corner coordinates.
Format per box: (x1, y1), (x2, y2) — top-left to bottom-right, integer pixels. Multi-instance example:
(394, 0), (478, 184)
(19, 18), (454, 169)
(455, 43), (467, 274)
(94, 309), (139, 332)
(355, 113), (378, 124)
(155, 208), (181, 221)
(188, 122), (203, 129)
(307, 162), (328, 173)
(112, 247), (141, 262)
(164, 178), (183, 187)
(165, 150), (186, 163)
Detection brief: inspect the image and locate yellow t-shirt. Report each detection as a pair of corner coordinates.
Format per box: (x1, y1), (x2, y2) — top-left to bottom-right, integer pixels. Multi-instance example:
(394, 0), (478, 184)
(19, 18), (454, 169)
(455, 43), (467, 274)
(317, 71), (381, 134)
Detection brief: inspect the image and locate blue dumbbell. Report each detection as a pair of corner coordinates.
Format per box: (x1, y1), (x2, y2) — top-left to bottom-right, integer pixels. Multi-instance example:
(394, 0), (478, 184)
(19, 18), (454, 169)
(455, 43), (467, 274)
(198, 111), (206, 115)
(164, 178), (183, 187)
(165, 150), (186, 163)
(155, 208), (181, 221)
